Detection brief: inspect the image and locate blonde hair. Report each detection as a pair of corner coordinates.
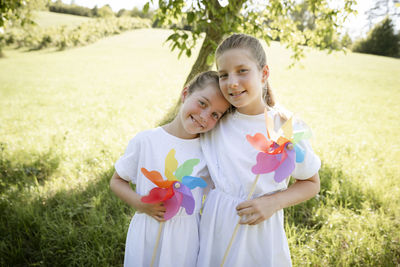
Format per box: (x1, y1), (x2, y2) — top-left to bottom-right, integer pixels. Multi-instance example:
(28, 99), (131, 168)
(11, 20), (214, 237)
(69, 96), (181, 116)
(186, 70), (219, 94)
(215, 33), (275, 107)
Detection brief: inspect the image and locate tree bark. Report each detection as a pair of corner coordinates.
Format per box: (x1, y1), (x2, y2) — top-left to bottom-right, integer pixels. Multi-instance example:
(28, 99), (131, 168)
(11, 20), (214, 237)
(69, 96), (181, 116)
(183, 29), (224, 85)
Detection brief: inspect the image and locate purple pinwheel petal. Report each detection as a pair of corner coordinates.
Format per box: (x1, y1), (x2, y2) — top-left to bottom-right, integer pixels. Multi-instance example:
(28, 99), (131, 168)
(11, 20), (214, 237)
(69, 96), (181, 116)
(164, 191), (183, 220)
(174, 184), (195, 215)
(274, 147), (296, 182)
(251, 152), (281, 174)
(294, 145), (305, 163)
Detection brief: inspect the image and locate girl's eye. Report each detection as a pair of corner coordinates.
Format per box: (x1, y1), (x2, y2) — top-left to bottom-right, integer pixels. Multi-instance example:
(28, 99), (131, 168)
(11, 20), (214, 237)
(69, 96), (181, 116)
(239, 69), (248, 73)
(199, 101), (206, 107)
(219, 73), (228, 79)
(212, 113), (219, 120)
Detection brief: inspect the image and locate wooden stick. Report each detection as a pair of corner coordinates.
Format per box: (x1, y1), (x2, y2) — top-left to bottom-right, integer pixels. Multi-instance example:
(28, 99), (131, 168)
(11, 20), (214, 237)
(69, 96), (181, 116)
(220, 174), (260, 267)
(150, 221), (164, 267)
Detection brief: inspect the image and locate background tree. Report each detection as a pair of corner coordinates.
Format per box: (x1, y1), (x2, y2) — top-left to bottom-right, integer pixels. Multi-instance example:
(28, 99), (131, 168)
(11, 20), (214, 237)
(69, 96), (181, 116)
(97, 5), (114, 18)
(366, 0), (400, 30)
(0, 0), (48, 56)
(146, 0), (357, 123)
(352, 17), (399, 57)
(148, 0), (357, 86)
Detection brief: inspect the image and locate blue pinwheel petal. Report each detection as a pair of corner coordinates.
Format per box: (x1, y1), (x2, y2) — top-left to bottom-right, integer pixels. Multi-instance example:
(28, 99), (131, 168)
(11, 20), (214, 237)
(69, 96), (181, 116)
(294, 145), (305, 163)
(182, 176), (207, 189)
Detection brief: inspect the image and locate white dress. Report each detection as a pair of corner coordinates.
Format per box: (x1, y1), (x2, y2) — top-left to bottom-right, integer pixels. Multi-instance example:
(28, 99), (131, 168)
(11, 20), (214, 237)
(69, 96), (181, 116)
(115, 127), (209, 267)
(197, 110), (321, 267)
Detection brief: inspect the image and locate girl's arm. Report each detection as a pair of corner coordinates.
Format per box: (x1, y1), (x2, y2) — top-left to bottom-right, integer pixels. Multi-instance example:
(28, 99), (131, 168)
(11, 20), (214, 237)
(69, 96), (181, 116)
(110, 172), (166, 222)
(236, 172), (320, 225)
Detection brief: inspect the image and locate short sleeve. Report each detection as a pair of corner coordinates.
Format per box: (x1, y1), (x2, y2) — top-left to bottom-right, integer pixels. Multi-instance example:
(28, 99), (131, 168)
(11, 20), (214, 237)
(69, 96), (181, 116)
(115, 137), (141, 183)
(291, 138), (321, 180)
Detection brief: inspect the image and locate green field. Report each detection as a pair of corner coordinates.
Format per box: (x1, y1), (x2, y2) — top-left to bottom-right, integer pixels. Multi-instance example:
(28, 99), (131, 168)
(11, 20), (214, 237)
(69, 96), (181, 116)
(32, 11), (92, 28)
(1, 20), (399, 266)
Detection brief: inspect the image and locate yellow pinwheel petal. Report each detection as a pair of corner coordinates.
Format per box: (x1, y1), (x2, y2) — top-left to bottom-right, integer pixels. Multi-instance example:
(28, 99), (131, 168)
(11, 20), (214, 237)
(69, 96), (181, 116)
(165, 149), (178, 181)
(281, 117), (293, 140)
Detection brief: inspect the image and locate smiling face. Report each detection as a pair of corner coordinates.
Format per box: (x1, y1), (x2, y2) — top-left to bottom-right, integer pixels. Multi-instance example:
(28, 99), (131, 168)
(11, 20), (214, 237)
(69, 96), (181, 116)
(179, 82), (230, 136)
(217, 48), (269, 115)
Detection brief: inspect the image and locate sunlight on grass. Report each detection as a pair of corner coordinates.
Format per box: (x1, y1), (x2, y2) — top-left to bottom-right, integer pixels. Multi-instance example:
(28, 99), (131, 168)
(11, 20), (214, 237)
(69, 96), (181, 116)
(32, 11), (92, 28)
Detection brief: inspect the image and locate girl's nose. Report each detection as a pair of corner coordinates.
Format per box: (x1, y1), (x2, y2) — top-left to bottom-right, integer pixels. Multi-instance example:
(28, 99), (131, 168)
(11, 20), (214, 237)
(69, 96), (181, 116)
(199, 110), (208, 123)
(228, 76), (239, 89)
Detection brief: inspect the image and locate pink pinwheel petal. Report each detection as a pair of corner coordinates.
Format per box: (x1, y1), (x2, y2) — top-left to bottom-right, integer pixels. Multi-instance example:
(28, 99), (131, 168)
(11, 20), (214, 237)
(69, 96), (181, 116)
(251, 152), (281, 174)
(164, 191), (183, 220)
(273, 147), (296, 182)
(246, 133), (273, 152)
(174, 184), (195, 215)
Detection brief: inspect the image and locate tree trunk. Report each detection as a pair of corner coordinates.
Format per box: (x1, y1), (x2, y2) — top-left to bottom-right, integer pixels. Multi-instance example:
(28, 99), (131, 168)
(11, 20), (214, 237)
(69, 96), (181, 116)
(184, 29), (224, 85)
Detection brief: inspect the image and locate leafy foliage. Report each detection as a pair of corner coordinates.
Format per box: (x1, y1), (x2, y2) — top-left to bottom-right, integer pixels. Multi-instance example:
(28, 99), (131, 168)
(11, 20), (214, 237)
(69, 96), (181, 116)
(352, 17), (399, 58)
(2, 16), (151, 51)
(149, 0), (357, 85)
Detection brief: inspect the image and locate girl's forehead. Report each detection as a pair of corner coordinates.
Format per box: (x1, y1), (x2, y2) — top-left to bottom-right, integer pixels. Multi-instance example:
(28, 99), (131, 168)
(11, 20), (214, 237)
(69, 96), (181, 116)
(217, 48), (257, 69)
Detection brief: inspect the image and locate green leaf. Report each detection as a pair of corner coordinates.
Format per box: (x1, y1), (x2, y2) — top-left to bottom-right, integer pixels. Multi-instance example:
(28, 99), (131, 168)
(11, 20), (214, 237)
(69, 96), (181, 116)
(206, 53), (214, 66)
(187, 11), (195, 24)
(143, 3), (150, 14)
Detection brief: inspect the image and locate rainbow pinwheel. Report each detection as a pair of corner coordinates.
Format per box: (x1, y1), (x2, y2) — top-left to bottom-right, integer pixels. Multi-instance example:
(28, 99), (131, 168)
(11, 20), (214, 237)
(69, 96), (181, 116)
(140, 149), (207, 220)
(246, 109), (311, 182)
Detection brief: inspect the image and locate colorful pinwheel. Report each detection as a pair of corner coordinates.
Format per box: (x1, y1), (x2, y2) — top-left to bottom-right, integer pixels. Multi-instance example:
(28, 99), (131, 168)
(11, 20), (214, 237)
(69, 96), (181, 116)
(246, 109), (311, 182)
(140, 149), (207, 220)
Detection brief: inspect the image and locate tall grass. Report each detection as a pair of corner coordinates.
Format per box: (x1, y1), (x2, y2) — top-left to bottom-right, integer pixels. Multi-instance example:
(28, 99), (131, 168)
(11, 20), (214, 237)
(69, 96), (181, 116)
(0, 28), (399, 266)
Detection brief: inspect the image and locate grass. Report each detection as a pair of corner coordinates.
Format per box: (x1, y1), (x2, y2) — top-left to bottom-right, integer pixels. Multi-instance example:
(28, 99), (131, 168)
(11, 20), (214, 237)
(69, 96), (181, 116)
(1, 25), (399, 266)
(32, 11), (92, 28)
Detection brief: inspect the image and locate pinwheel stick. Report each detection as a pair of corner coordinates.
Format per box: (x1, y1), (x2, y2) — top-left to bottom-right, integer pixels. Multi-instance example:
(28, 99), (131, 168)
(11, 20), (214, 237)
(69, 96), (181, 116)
(220, 174), (260, 267)
(150, 221), (164, 267)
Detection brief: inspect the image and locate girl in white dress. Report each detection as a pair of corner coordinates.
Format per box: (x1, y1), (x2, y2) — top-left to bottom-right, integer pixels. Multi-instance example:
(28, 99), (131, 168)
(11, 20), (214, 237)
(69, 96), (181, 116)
(197, 34), (321, 267)
(110, 71), (230, 267)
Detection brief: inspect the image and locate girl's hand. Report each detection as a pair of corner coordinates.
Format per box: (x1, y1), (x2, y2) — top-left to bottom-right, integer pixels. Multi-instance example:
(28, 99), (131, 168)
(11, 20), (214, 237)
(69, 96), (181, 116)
(138, 202), (166, 222)
(236, 194), (280, 225)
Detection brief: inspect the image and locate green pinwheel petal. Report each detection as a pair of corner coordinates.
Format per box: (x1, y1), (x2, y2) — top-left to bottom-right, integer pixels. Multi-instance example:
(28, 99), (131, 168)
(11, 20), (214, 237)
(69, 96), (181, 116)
(174, 159), (200, 181)
(292, 130), (312, 144)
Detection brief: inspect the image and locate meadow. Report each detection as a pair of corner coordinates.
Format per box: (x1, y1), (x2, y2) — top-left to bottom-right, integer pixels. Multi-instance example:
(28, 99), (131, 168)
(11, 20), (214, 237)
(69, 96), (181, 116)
(1, 13), (399, 266)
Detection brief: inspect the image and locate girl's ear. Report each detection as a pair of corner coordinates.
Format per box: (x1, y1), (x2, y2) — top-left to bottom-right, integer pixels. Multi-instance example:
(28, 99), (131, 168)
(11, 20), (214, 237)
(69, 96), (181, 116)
(262, 65), (270, 82)
(181, 86), (189, 103)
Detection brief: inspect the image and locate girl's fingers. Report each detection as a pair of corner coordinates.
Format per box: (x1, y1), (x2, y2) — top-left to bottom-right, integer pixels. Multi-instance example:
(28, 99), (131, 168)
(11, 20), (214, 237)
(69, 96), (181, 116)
(249, 217), (264, 225)
(239, 214), (259, 225)
(236, 200), (253, 211)
(237, 207), (253, 217)
(156, 206), (166, 212)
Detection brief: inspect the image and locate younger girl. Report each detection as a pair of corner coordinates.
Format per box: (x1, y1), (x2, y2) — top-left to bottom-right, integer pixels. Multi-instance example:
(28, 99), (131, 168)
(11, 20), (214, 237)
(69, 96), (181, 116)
(197, 34), (321, 266)
(110, 71), (230, 267)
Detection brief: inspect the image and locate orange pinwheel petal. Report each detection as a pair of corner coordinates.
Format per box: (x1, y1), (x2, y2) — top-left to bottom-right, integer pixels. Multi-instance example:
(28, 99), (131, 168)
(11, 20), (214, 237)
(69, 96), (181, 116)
(246, 133), (273, 152)
(141, 168), (174, 188)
